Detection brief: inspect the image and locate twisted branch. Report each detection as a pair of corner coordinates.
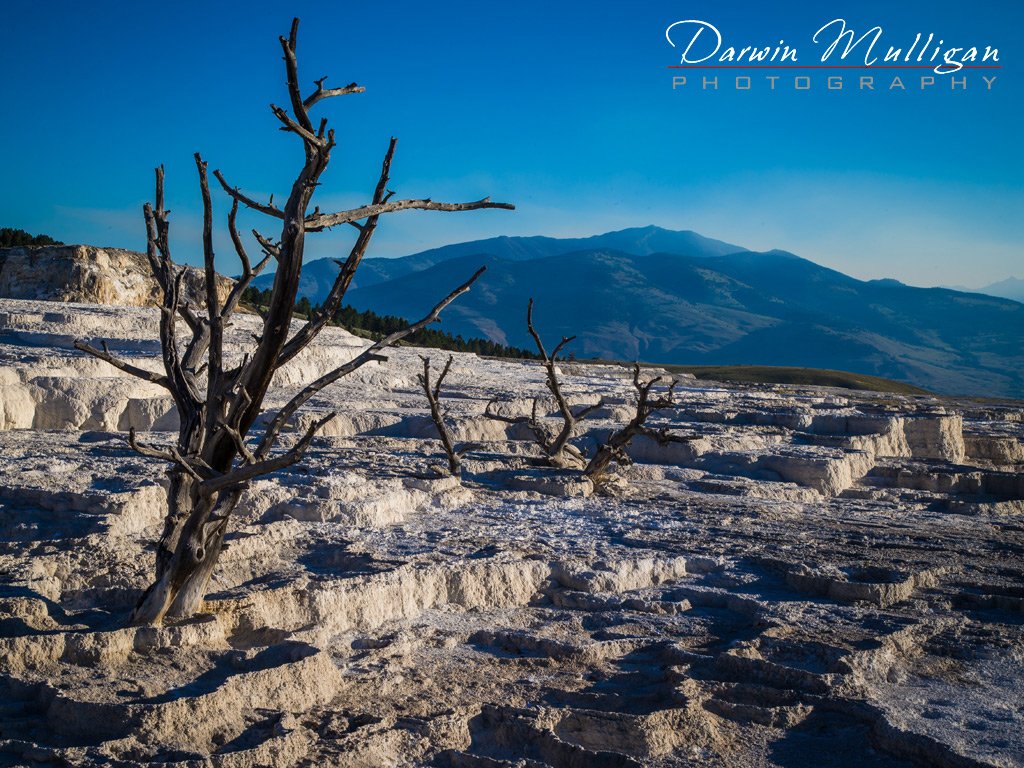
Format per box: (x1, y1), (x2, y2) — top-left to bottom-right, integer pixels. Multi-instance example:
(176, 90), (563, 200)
(584, 363), (691, 484)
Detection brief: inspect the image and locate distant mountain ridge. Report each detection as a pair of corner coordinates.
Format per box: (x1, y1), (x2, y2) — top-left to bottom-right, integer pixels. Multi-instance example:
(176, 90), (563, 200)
(979, 277), (1024, 304)
(941, 277), (1024, 305)
(255, 226), (1024, 398)
(252, 226), (741, 299)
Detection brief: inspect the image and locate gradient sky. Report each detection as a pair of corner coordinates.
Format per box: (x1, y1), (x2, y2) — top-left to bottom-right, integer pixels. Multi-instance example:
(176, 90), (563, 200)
(1, 0), (1021, 287)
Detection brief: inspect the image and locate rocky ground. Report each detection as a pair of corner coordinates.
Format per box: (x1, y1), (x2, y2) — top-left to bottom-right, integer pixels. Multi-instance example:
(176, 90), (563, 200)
(0, 297), (1022, 767)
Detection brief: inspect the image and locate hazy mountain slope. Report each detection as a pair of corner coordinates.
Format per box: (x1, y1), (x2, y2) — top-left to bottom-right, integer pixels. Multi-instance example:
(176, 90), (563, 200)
(940, 277), (1024, 304)
(343, 249), (1024, 398)
(251, 226), (741, 299)
(979, 277), (1024, 304)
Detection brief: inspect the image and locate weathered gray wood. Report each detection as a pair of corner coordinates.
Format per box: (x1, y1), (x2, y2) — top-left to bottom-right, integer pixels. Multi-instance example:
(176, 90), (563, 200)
(72, 17), (512, 626)
(584, 363), (692, 486)
(486, 300), (601, 468)
(419, 355), (462, 476)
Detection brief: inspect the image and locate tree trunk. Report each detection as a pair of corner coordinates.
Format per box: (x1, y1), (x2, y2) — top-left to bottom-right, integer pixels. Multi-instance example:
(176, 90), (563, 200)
(129, 473), (237, 625)
(584, 431), (631, 479)
(431, 401), (461, 476)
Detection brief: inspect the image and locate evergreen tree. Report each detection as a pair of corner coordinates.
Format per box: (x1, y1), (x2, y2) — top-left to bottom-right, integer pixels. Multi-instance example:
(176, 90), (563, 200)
(0, 228), (64, 247)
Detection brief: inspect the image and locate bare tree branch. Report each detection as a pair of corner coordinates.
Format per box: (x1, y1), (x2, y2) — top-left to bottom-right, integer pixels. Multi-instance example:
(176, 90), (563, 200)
(256, 266), (486, 459)
(271, 103), (322, 146)
(219, 420), (255, 465)
(74, 340), (170, 388)
(584, 363), (691, 485)
(483, 396), (553, 454)
(127, 428), (208, 482)
(200, 413), (335, 495)
(514, 299), (601, 465)
(227, 199), (252, 277)
(251, 230), (281, 260)
(571, 401), (605, 421)
(419, 355), (461, 476)
(305, 197), (514, 231)
(220, 198), (273, 322)
(432, 354), (453, 400)
(195, 153), (224, 439)
(550, 336), (576, 361)
(280, 18), (315, 134)
(212, 170), (284, 220)
(144, 201), (201, 412)
(216, 178), (513, 233)
(278, 137), (398, 367)
(304, 76), (365, 110)
(194, 154), (220, 323)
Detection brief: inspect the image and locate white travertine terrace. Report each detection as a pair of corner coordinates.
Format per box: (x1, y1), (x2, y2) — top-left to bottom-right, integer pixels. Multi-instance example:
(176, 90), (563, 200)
(0, 297), (1022, 767)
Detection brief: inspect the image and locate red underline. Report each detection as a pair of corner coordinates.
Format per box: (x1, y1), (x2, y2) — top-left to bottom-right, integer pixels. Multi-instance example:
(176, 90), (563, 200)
(666, 65), (1001, 69)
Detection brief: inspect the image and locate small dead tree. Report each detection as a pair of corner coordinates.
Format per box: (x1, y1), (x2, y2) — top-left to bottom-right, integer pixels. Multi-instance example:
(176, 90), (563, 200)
(485, 299), (601, 468)
(417, 355), (473, 477)
(584, 363), (692, 488)
(73, 18), (512, 626)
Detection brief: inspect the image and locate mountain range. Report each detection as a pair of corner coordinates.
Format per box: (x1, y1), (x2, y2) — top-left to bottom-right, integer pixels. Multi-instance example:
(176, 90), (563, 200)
(945, 277), (1024, 305)
(253, 226), (1024, 398)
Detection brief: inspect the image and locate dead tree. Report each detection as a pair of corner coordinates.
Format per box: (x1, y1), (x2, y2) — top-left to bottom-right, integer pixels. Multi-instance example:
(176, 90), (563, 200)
(584, 363), (692, 488)
(73, 18), (512, 626)
(417, 355), (472, 477)
(485, 299), (601, 468)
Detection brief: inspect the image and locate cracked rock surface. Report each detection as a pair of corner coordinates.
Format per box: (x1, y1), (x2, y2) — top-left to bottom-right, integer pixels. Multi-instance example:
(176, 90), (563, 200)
(0, 298), (1022, 767)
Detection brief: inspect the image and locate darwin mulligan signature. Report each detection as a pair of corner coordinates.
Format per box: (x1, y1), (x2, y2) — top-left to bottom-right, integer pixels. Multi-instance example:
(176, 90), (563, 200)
(667, 18), (1001, 92)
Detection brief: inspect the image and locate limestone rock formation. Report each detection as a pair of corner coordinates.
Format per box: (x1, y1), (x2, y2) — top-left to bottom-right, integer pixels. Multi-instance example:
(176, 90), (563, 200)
(0, 245), (233, 307)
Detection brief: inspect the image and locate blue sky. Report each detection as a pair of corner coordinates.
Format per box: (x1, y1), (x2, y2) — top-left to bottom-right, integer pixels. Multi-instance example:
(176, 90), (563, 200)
(1, 0), (1020, 286)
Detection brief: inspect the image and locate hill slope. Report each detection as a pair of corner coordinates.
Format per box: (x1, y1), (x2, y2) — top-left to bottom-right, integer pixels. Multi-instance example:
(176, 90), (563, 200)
(342, 248), (1024, 398)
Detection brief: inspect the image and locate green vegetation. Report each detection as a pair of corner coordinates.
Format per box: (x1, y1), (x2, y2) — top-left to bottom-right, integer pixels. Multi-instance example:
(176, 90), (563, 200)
(662, 365), (931, 395)
(242, 286), (538, 360)
(0, 228), (63, 247)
